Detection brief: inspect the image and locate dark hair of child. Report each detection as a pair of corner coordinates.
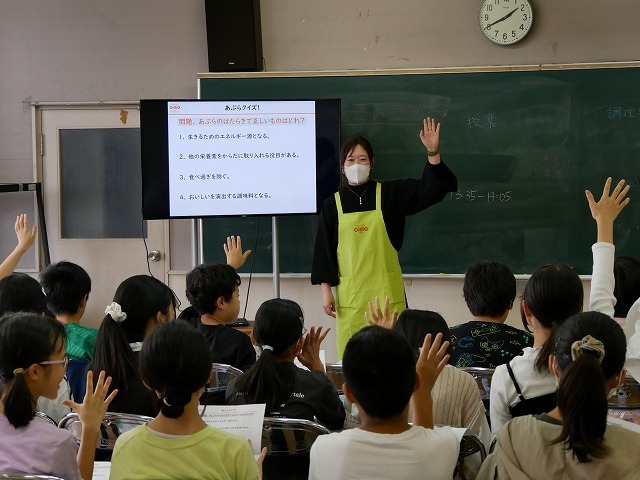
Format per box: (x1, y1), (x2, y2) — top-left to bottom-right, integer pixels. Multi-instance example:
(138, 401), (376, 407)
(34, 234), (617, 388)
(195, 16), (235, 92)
(139, 321), (212, 419)
(0, 273), (47, 317)
(339, 136), (374, 189)
(185, 264), (240, 316)
(613, 256), (640, 318)
(463, 261), (516, 317)
(343, 326), (415, 419)
(91, 275), (177, 395)
(234, 298), (303, 412)
(520, 264), (584, 372)
(551, 311), (626, 463)
(393, 309), (451, 357)
(40, 261), (91, 316)
(0, 312), (66, 427)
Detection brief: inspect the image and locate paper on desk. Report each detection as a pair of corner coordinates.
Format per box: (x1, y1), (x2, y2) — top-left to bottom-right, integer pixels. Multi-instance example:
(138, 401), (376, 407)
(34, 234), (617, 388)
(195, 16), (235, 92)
(607, 415), (640, 434)
(92, 461), (111, 479)
(201, 403), (266, 455)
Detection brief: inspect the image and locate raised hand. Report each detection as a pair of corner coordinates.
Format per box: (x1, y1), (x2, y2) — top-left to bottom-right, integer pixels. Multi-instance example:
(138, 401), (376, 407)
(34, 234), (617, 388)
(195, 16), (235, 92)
(585, 177), (630, 244)
(411, 333), (450, 428)
(15, 214), (37, 253)
(419, 117), (441, 157)
(297, 326), (330, 372)
(365, 296), (399, 330)
(224, 235), (252, 270)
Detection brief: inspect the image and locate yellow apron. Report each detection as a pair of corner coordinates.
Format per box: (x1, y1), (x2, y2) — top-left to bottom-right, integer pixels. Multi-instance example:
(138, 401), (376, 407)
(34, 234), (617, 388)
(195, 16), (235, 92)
(335, 182), (406, 358)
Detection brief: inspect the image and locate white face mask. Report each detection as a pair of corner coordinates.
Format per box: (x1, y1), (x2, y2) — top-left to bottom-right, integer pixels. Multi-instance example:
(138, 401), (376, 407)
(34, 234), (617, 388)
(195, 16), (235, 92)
(344, 164), (370, 185)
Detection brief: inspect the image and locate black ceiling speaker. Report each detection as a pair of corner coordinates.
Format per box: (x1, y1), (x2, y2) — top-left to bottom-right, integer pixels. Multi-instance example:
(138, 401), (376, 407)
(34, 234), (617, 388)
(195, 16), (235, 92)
(204, 0), (264, 72)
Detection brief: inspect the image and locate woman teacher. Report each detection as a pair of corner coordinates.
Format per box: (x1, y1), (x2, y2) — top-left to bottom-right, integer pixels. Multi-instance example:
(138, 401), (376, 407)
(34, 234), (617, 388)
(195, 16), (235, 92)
(311, 118), (457, 358)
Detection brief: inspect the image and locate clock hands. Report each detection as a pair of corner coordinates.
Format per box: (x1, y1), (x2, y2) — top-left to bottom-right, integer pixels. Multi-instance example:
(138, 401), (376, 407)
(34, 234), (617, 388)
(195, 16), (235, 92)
(485, 7), (519, 29)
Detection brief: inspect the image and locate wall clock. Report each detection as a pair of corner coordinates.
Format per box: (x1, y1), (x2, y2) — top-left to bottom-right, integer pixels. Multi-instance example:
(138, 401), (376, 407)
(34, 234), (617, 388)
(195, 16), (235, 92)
(479, 0), (534, 46)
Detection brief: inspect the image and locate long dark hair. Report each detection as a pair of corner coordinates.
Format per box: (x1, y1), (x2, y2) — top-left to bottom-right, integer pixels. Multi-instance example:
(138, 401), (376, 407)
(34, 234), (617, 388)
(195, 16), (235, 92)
(0, 313), (66, 427)
(551, 312), (626, 462)
(520, 264), (583, 372)
(139, 321), (211, 419)
(234, 298), (303, 412)
(613, 256), (640, 318)
(393, 309), (451, 357)
(91, 275), (177, 396)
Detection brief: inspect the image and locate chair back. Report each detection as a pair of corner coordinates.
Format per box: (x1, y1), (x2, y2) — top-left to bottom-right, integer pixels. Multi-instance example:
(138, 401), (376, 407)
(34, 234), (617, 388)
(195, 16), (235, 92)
(261, 417), (330, 480)
(0, 475), (63, 479)
(459, 432), (487, 462)
(325, 363), (344, 394)
(200, 363), (244, 405)
(608, 375), (640, 408)
(459, 367), (494, 401)
(66, 359), (89, 402)
(58, 412), (153, 450)
(33, 411), (57, 426)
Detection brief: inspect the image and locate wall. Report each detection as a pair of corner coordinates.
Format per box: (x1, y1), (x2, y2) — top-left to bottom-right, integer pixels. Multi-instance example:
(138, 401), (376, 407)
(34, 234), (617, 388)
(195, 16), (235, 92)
(2, 0), (637, 361)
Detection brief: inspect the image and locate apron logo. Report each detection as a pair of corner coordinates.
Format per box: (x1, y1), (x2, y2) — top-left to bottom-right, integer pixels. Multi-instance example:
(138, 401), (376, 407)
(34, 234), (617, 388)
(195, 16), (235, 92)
(353, 224), (369, 233)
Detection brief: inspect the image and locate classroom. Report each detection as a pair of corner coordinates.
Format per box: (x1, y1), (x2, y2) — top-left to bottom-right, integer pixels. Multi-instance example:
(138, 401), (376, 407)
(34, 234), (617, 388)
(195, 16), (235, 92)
(2, 0), (638, 362)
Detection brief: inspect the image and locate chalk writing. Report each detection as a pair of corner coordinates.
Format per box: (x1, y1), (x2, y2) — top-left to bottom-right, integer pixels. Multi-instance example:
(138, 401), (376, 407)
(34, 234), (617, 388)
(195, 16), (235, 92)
(449, 190), (512, 202)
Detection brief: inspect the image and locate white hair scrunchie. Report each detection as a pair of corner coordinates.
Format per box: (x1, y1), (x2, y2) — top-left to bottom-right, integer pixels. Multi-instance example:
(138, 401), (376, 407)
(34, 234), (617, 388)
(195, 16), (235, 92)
(105, 302), (127, 323)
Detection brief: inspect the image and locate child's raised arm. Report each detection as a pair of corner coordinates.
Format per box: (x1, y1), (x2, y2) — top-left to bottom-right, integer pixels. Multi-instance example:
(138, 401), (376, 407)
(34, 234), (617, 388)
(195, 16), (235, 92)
(63, 370), (118, 480)
(364, 296), (399, 330)
(586, 178), (630, 316)
(0, 214), (37, 280)
(296, 326), (330, 372)
(411, 333), (450, 429)
(224, 235), (252, 270)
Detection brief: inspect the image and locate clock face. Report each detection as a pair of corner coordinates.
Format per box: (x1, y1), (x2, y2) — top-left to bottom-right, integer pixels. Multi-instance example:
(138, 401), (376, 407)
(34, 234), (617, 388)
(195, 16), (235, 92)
(479, 0), (533, 46)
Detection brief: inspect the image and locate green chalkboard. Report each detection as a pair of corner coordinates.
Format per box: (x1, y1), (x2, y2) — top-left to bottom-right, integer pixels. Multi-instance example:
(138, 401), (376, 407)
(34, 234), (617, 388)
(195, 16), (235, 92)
(199, 66), (640, 274)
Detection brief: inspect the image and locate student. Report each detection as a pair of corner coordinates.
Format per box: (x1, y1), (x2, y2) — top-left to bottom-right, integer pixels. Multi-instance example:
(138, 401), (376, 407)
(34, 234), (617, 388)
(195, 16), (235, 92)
(393, 308), (485, 436)
(584, 177), (640, 381)
(110, 321), (261, 480)
(185, 263), (256, 370)
(309, 326), (459, 480)
(448, 261), (533, 368)
(311, 118), (458, 358)
(0, 214), (37, 281)
(0, 273), (71, 422)
(40, 261), (97, 361)
(0, 312), (116, 480)
(0, 272), (47, 317)
(478, 312), (640, 479)
(489, 264), (583, 432)
(90, 275), (177, 416)
(226, 298), (345, 430)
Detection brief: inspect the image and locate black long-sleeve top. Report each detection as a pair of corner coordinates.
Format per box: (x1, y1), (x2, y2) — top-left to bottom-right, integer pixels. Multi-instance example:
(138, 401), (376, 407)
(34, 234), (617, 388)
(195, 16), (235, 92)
(311, 161), (458, 286)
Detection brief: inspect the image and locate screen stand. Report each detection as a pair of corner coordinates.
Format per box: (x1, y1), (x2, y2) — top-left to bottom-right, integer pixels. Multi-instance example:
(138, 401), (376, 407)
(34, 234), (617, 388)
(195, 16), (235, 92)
(272, 216), (280, 298)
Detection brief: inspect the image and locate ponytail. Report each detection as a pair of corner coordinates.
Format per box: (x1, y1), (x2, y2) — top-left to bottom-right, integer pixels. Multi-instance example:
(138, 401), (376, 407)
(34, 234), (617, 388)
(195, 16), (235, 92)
(0, 313), (65, 428)
(233, 299), (303, 412)
(158, 388), (192, 419)
(534, 322), (559, 372)
(551, 312), (626, 463)
(552, 353), (608, 462)
(235, 348), (295, 412)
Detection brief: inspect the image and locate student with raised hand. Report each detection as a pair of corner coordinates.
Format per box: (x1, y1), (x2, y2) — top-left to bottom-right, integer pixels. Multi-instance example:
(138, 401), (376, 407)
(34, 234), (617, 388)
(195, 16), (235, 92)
(185, 263), (256, 370)
(90, 275), (177, 417)
(110, 321), (262, 480)
(226, 298), (345, 430)
(489, 264), (583, 433)
(448, 261), (533, 369)
(0, 214), (37, 281)
(40, 261), (97, 361)
(309, 327), (459, 480)
(0, 313), (117, 480)
(478, 312), (640, 479)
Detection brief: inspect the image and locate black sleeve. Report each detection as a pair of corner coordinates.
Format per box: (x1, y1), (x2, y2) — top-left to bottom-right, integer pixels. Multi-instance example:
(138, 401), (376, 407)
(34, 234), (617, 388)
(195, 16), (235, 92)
(308, 370), (346, 430)
(310, 195), (339, 286)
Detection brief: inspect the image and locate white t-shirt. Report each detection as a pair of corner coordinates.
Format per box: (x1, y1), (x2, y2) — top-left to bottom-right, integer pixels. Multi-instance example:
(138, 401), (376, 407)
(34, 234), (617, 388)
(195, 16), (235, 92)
(489, 347), (555, 433)
(309, 425), (459, 480)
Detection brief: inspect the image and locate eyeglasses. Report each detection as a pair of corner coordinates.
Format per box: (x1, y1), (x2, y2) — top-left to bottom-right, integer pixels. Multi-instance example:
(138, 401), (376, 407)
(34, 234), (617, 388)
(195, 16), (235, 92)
(39, 356), (69, 372)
